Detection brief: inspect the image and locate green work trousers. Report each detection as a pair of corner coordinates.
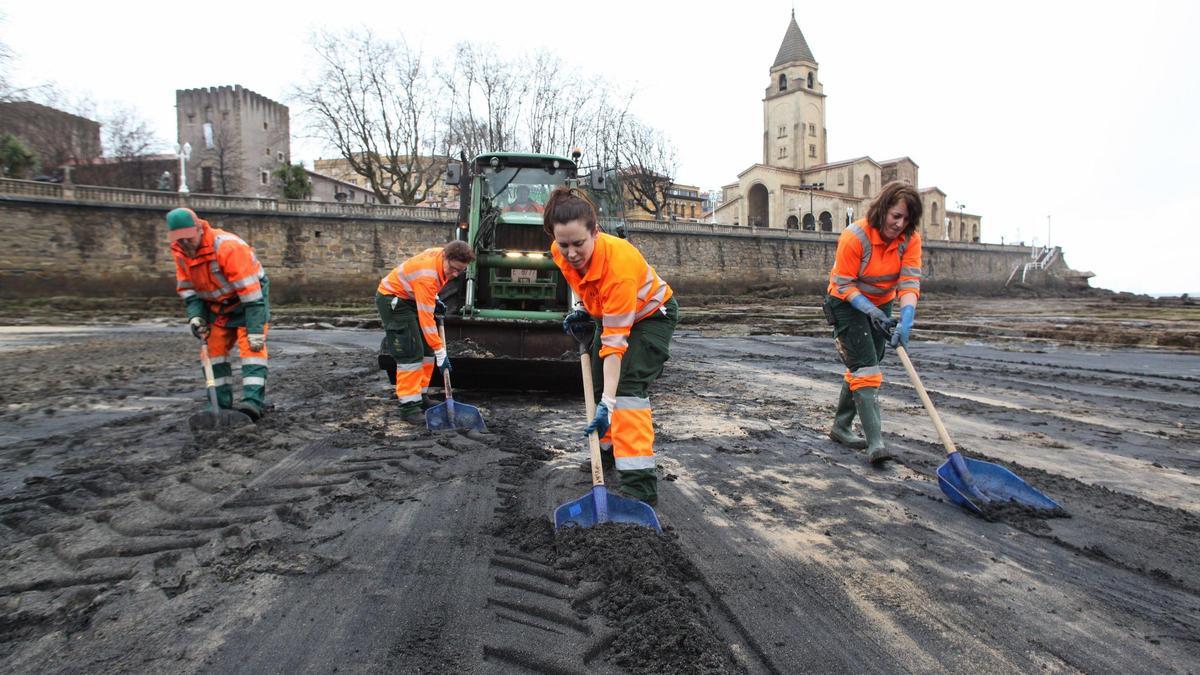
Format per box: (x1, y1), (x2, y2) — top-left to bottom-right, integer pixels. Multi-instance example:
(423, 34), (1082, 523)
(588, 296), (678, 502)
(825, 295), (893, 389)
(376, 292), (434, 413)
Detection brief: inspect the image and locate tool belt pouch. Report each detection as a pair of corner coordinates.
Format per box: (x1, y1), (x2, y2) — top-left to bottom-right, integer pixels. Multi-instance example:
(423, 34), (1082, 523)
(821, 298), (837, 326)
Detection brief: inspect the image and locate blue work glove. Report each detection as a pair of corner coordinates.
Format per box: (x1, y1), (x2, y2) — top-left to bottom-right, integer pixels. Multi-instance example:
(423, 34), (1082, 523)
(563, 307), (593, 342)
(584, 395), (615, 438)
(434, 297), (447, 317)
(850, 294), (895, 335)
(889, 305), (915, 348)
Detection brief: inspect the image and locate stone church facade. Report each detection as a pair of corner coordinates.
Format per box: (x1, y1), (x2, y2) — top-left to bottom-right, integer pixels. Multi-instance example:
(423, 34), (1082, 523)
(715, 13), (982, 243)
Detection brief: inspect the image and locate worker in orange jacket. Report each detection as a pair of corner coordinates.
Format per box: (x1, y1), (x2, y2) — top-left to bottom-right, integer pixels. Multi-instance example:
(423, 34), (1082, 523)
(503, 185), (545, 214)
(823, 181), (923, 463)
(548, 186), (678, 506)
(167, 208), (270, 420)
(376, 241), (475, 424)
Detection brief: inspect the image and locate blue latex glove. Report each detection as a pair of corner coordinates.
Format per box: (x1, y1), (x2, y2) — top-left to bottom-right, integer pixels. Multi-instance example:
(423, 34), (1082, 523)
(849, 294), (895, 335)
(890, 305), (915, 348)
(584, 395), (614, 438)
(563, 307), (593, 342)
(434, 297), (447, 317)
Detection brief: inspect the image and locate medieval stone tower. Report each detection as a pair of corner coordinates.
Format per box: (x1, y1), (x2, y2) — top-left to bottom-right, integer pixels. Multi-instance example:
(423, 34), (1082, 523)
(176, 85), (290, 198)
(762, 11), (827, 171)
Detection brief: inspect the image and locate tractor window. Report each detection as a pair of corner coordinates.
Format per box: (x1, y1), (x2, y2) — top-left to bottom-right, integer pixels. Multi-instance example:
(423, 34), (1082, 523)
(482, 167), (562, 215)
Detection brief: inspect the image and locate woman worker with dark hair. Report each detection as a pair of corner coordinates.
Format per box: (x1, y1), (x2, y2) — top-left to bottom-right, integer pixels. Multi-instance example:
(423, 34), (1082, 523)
(546, 186), (678, 505)
(824, 181), (923, 464)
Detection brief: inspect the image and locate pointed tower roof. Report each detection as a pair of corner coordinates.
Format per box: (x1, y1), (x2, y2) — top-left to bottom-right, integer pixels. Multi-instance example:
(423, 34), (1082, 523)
(772, 10), (816, 68)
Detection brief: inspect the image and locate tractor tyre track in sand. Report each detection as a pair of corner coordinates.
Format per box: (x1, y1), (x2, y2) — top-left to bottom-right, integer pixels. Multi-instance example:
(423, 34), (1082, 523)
(0, 325), (1196, 672)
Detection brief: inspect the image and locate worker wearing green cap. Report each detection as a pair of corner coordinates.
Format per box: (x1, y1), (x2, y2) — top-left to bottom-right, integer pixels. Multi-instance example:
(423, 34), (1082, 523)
(167, 207), (271, 420)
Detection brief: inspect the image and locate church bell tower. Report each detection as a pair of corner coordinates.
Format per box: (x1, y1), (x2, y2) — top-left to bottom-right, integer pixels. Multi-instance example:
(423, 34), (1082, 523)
(763, 11), (827, 171)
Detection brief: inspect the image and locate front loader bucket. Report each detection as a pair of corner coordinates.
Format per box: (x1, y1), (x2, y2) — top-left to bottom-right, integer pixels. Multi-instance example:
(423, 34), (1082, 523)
(379, 316), (582, 392)
(444, 317), (581, 391)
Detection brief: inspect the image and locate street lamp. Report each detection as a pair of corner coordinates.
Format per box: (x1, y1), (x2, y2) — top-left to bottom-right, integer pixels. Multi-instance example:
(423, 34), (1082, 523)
(176, 142), (192, 194)
(955, 201), (965, 241)
(799, 182), (824, 231)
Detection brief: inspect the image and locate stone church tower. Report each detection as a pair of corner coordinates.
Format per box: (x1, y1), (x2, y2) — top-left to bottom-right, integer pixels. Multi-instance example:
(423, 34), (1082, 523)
(763, 11), (826, 171)
(714, 12), (978, 241)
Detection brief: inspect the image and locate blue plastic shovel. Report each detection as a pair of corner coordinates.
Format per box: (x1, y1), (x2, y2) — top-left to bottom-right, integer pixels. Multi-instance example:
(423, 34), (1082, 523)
(895, 346), (1061, 515)
(553, 330), (661, 532)
(425, 321), (486, 433)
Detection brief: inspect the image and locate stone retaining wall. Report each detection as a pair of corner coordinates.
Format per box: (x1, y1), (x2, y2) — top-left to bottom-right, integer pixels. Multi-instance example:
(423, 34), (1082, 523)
(0, 192), (1038, 301)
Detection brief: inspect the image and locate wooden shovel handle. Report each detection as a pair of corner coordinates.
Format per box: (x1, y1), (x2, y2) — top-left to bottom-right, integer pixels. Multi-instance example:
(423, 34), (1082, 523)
(199, 344), (221, 411)
(436, 321), (453, 401)
(200, 344), (216, 387)
(580, 351), (605, 488)
(895, 346), (958, 458)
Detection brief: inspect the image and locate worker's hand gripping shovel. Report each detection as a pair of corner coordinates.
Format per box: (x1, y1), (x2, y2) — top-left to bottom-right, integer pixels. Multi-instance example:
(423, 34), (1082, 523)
(554, 318), (661, 532)
(894, 344), (1061, 515)
(188, 344), (253, 432)
(425, 317), (486, 432)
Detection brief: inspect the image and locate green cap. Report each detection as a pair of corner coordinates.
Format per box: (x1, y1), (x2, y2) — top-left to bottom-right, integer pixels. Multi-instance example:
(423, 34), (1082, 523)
(166, 208), (199, 241)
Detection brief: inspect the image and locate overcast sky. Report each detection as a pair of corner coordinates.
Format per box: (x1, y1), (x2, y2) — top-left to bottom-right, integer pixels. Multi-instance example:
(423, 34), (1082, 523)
(3, 0), (1197, 294)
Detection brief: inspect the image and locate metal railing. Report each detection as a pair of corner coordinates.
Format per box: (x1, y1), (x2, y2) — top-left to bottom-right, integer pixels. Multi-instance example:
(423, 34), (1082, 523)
(1009, 245), (1061, 286)
(0, 176), (457, 221)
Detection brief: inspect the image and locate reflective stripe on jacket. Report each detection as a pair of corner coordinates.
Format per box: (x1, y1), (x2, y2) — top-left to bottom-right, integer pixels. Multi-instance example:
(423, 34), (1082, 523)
(377, 247), (447, 351)
(827, 219), (922, 305)
(173, 221), (268, 326)
(552, 233), (673, 359)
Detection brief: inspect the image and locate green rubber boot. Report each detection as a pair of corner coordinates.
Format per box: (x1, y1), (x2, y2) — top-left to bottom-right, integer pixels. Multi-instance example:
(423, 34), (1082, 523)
(828, 382), (867, 449)
(853, 387), (892, 464)
(398, 403), (424, 425)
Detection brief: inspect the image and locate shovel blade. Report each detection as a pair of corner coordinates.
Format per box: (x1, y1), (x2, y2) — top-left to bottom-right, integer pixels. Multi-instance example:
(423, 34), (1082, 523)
(425, 400), (486, 432)
(188, 409), (253, 432)
(554, 486), (661, 533)
(937, 456), (1060, 513)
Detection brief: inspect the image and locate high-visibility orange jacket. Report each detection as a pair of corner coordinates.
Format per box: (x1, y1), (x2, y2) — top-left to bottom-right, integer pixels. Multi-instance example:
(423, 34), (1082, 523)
(173, 219), (269, 332)
(552, 233), (672, 359)
(505, 200), (544, 214)
(377, 247), (447, 351)
(827, 219), (922, 306)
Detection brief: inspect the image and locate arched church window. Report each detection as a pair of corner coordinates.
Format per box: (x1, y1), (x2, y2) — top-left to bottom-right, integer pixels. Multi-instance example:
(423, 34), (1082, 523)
(807, 72), (814, 88)
(862, 175), (871, 197)
(787, 215), (799, 229)
(779, 74), (788, 91)
(819, 211), (833, 232)
(973, 224), (979, 242)
(802, 213), (816, 230)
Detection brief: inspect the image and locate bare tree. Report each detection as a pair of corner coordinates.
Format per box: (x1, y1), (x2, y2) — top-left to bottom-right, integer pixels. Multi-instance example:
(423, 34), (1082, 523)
(441, 43), (526, 159)
(98, 106), (164, 187)
(295, 30), (445, 205)
(189, 114), (239, 194)
(618, 120), (678, 220)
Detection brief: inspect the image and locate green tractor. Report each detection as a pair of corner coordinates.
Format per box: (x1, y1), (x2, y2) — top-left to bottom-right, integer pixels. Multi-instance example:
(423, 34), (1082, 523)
(380, 150), (617, 391)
